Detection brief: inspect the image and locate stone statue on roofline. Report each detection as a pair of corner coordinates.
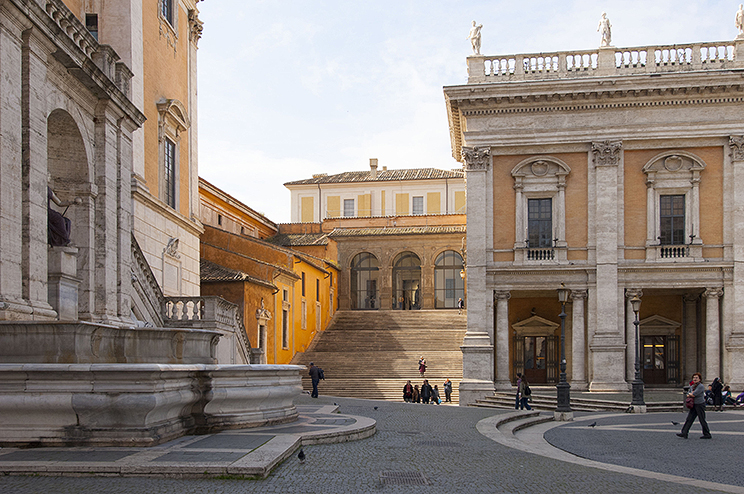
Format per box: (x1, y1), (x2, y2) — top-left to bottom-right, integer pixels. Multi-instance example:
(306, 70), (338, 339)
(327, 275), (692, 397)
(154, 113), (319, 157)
(736, 4), (744, 38)
(467, 20), (483, 55)
(597, 12), (612, 47)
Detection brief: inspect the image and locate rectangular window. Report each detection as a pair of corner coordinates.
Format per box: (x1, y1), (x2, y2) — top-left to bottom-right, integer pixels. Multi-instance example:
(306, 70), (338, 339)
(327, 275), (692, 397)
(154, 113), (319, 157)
(282, 309), (289, 348)
(343, 199), (354, 217)
(161, 0), (174, 26)
(301, 272), (306, 297)
(660, 195), (685, 245)
(316, 302), (321, 330)
(412, 196), (424, 215)
(301, 300), (307, 329)
(85, 14), (98, 41)
(217, 214), (222, 226)
(283, 289), (289, 302)
(528, 198), (552, 248)
(316, 278), (320, 302)
(164, 138), (177, 209)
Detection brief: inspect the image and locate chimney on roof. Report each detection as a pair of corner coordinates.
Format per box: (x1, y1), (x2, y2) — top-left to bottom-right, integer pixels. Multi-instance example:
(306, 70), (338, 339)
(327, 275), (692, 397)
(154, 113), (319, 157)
(382, 166), (387, 171)
(370, 158), (378, 179)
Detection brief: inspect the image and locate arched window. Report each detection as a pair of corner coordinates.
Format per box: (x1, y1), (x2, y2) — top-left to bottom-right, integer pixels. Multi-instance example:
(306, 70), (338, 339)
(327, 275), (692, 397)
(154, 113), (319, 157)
(350, 253), (379, 309)
(393, 252), (421, 310)
(434, 250), (464, 308)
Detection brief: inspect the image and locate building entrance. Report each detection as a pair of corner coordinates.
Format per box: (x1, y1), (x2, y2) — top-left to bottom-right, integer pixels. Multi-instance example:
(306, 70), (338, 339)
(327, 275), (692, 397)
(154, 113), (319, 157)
(393, 251), (421, 310)
(642, 335), (680, 384)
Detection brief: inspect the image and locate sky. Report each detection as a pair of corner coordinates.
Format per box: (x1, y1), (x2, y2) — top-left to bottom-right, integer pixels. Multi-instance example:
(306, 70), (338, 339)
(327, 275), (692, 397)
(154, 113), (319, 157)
(196, 0), (737, 223)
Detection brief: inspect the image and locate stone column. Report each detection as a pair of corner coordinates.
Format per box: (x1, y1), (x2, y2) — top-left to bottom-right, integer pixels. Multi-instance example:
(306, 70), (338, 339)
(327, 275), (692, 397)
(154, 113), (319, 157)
(625, 288), (643, 382)
(0, 13), (29, 320)
(683, 293), (699, 380)
(570, 290), (587, 388)
(459, 146), (496, 405)
(726, 136), (744, 389)
(589, 141), (628, 391)
(21, 28), (56, 320)
(703, 288), (723, 380)
(494, 290), (511, 389)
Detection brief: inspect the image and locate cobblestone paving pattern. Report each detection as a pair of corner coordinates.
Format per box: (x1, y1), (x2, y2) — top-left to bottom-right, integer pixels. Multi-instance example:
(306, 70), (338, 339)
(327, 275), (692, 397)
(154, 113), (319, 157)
(0, 395), (735, 494)
(545, 409), (744, 487)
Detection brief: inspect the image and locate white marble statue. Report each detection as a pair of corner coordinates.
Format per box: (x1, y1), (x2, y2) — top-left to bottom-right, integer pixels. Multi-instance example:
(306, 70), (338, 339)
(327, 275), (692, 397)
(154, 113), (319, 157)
(597, 12), (612, 47)
(737, 4), (744, 37)
(467, 21), (483, 55)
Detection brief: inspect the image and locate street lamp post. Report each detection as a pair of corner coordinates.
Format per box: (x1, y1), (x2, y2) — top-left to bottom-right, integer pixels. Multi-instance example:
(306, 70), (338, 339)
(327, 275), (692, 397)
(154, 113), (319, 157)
(556, 284), (572, 418)
(630, 295), (645, 408)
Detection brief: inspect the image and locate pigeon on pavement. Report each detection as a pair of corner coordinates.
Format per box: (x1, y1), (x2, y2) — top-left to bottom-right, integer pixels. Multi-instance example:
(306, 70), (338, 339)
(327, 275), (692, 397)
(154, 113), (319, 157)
(298, 449), (305, 463)
(588, 422), (597, 428)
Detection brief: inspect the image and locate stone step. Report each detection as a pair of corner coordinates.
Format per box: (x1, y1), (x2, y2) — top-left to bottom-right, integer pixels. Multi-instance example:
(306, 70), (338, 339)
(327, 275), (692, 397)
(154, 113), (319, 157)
(474, 392), (684, 412)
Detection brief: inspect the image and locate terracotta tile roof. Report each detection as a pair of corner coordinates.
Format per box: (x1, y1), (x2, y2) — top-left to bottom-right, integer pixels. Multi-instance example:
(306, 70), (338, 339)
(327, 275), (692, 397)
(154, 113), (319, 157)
(265, 233), (329, 247)
(327, 225), (466, 237)
(200, 259), (276, 289)
(284, 167), (464, 186)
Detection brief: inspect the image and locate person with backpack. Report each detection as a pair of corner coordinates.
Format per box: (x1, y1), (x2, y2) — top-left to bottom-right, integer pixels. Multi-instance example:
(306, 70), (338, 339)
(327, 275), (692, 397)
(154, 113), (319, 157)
(309, 362), (323, 398)
(518, 375), (532, 410)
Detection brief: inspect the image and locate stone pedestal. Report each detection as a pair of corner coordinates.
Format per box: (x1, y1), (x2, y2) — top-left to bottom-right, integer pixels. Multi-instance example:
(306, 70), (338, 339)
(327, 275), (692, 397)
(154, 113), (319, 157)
(628, 405), (647, 413)
(553, 411), (574, 421)
(47, 246), (80, 321)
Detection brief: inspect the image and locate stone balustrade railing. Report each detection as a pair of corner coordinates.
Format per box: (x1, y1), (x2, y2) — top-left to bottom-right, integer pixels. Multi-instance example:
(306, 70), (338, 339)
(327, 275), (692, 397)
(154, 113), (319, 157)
(164, 296), (255, 364)
(467, 40), (744, 83)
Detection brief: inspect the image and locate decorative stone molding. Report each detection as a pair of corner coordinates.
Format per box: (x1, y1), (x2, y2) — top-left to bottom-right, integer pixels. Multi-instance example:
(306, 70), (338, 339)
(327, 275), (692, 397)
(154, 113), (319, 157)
(188, 10), (203, 45)
(592, 140), (622, 167)
(256, 298), (272, 321)
(164, 237), (180, 259)
(570, 289), (588, 301)
(625, 288), (643, 299)
(494, 290), (511, 301)
(704, 287), (723, 299)
(462, 147), (491, 171)
(729, 136), (744, 161)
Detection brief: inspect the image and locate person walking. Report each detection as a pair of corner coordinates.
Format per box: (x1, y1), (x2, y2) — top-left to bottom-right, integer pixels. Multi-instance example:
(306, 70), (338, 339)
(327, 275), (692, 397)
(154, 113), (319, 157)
(308, 362), (321, 398)
(515, 372), (523, 409)
(420, 379), (433, 404)
(677, 372), (712, 439)
(443, 378), (453, 403)
(418, 356), (427, 377)
(518, 376), (532, 410)
(457, 297), (464, 315)
(412, 385), (420, 403)
(711, 377), (724, 411)
(403, 380), (413, 403)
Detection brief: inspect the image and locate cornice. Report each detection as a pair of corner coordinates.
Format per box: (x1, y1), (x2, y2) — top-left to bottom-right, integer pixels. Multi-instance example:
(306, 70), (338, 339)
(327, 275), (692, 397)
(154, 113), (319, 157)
(133, 184), (204, 237)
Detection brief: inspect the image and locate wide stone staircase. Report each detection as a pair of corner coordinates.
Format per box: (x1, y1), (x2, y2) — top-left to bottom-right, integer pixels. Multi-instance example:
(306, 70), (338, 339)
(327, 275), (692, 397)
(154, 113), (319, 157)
(472, 391), (684, 412)
(292, 310), (466, 402)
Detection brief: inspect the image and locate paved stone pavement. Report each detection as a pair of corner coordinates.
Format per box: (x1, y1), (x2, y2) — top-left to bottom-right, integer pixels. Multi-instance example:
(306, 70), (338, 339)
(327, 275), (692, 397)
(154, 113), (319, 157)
(0, 394), (740, 494)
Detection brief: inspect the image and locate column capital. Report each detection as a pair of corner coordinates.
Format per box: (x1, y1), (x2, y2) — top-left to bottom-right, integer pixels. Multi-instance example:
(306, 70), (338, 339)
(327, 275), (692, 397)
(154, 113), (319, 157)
(462, 147), (491, 171)
(592, 140), (622, 167)
(494, 290), (511, 301)
(729, 136), (744, 161)
(683, 293), (700, 303)
(570, 289), (588, 301)
(703, 287), (723, 299)
(625, 288), (643, 299)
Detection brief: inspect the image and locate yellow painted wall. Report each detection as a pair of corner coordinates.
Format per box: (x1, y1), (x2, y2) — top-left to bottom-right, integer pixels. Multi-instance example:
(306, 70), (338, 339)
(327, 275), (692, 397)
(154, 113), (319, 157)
(61, 0), (84, 19)
(142, 1), (191, 216)
(327, 196), (340, 217)
(358, 193), (371, 217)
(301, 196), (314, 223)
(427, 192), (441, 214)
(396, 193), (409, 215)
(380, 190), (386, 215)
(454, 190), (466, 213)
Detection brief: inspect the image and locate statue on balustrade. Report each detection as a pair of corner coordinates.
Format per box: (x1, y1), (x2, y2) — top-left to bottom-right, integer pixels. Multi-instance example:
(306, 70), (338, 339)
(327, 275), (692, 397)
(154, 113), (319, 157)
(47, 180), (81, 247)
(736, 4), (744, 37)
(597, 12), (612, 47)
(467, 21), (483, 55)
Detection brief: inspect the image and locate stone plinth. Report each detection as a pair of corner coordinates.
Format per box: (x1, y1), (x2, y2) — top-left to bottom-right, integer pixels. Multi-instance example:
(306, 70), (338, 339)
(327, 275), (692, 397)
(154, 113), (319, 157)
(47, 246), (80, 321)
(0, 363), (302, 447)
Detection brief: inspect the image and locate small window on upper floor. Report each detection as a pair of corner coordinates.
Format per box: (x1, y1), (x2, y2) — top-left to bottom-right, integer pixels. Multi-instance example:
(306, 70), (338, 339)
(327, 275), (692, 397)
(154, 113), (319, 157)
(162, 0), (175, 26)
(85, 14), (98, 41)
(412, 196), (424, 215)
(343, 199), (355, 217)
(164, 138), (177, 209)
(217, 214), (222, 226)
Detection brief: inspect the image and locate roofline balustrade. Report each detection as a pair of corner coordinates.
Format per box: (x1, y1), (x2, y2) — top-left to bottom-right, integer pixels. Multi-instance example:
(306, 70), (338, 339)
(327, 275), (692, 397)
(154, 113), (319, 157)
(466, 40), (744, 84)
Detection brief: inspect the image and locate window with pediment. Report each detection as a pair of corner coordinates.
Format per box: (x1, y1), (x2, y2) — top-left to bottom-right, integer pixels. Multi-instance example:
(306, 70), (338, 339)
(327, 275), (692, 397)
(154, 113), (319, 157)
(157, 99), (190, 210)
(512, 157), (570, 263)
(643, 152), (704, 260)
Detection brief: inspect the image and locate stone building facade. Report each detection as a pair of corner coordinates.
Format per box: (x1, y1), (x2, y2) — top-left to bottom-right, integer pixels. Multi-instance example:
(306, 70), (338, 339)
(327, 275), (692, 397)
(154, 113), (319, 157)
(445, 36), (744, 403)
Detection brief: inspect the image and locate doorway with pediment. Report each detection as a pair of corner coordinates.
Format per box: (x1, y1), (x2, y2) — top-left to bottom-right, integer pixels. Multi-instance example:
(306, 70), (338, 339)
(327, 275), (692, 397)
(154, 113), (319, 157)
(512, 314), (559, 385)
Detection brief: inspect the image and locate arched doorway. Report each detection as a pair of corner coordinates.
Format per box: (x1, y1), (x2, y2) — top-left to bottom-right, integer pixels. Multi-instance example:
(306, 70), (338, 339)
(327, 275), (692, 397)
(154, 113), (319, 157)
(434, 250), (464, 308)
(350, 252), (379, 309)
(47, 109), (91, 314)
(393, 251), (421, 310)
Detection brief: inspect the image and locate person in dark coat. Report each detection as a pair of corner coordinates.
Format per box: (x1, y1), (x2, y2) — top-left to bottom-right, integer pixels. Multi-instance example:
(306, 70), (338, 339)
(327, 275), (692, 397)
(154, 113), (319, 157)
(412, 385), (420, 403)
(711, 377), (724, 411)
(420, 379), (433, 404)
(403, 380), (413, 402)
(443, 378), (453, 403)
(308, 362), (321, 398)
(677, 372), (712, 439)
